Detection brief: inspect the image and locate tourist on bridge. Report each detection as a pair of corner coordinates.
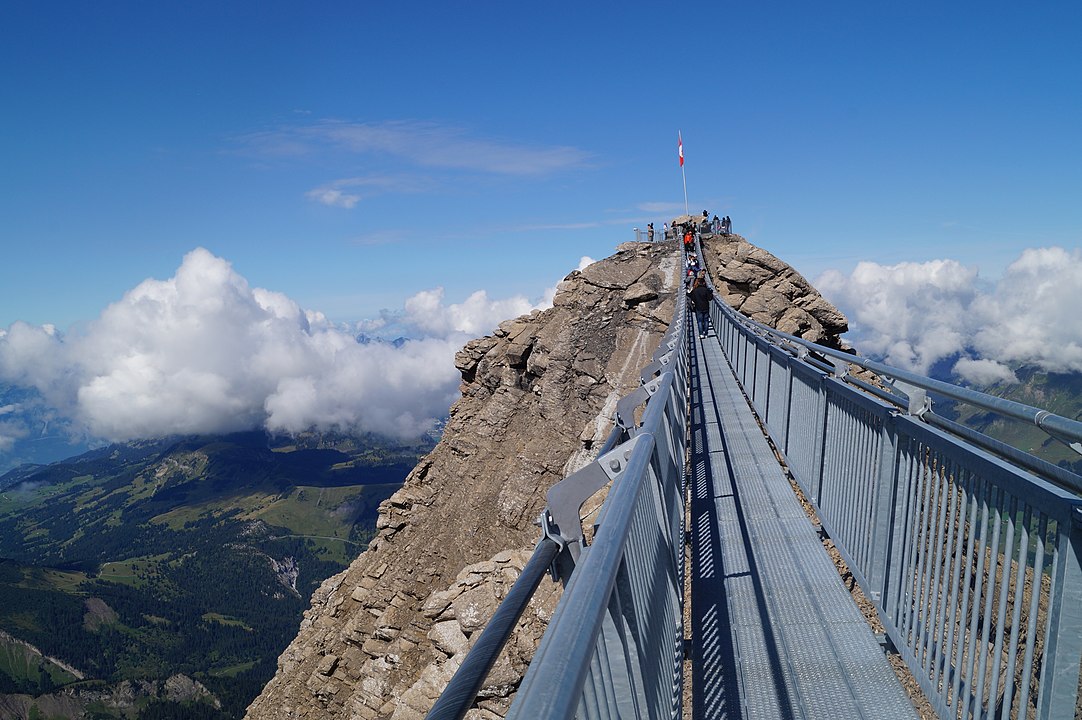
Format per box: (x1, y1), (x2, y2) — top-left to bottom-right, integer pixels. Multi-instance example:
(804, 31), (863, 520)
(683, 227), (693, 252)
(690, 277), (713, 338)
(647, 222), (654, 242)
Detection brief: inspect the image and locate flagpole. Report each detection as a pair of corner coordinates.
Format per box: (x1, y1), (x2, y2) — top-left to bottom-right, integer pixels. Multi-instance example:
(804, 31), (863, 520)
(681, 164), (689, 217)
(678, 131), (688, 216)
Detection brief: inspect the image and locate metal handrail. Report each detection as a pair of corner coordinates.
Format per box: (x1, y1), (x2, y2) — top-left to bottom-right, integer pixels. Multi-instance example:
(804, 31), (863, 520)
(696, 237), (1082, 719)
(713, 281), (1082, 448)
(426, 282), (689, 719)
(510, 289), (689, 719)
(425, 538), (560, 720)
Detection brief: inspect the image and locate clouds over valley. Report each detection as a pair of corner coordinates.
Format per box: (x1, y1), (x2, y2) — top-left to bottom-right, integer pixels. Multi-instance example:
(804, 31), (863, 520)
(817, 247), (1082, 384)
(0, 248), (558, 462)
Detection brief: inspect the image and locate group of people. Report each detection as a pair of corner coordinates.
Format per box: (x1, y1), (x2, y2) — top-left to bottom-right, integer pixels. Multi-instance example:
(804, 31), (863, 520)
(684, 246), (712, 339)
(636, 210), (733, 339)
(702, 211), (732, 235)
(679, 210), (736, 337)
(651, 212), (733, 243)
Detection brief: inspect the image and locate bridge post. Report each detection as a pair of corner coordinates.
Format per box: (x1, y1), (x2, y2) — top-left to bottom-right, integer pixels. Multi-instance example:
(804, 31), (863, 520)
(807, 374), (835, 506)
(1038, 507), (1082, 718)
(865, 417), (901, 611)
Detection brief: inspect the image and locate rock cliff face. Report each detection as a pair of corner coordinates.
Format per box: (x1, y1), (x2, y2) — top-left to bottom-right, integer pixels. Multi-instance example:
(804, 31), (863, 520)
(245, 235), (849, 720)
(699, 233), (848, 346)
(245, 242), (681, 720)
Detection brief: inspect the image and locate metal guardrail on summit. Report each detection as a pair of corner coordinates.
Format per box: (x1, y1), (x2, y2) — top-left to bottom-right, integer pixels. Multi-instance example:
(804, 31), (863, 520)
(696, 238), (1082, 720)
(427, 291), (690, 720)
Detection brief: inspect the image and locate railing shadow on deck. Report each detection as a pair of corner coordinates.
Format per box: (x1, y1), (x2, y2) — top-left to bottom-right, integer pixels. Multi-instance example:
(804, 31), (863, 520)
(689, 334), (797, 720)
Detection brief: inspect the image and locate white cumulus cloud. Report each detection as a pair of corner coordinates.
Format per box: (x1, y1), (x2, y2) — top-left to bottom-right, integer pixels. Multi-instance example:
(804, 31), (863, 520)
(0, 247), (551, 446)
(817, 246), (1082, 383)
(403, 288), (542, 338)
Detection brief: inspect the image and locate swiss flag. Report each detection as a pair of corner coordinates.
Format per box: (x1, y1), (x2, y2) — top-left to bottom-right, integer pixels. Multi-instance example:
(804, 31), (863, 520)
(678, 133), (684, 166)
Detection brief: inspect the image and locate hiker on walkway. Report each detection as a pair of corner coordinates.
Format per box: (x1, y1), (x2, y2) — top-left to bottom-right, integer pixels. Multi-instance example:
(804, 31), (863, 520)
(647, 222), (654, 242)
(690, 277), (713, 338)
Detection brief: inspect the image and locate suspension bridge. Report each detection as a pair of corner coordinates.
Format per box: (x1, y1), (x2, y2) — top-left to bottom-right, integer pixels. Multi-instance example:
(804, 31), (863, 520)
(426, 241), (1082, 720)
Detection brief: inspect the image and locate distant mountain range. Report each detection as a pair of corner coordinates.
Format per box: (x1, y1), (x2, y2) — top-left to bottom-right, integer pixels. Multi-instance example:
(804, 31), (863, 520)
(354, 333), (409, 348)
(0, 429), (432, 719)
(931, 363), (1082, 477)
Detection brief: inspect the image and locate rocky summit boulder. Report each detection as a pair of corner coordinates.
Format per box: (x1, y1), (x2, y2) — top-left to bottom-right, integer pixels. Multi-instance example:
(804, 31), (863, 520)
(244, 242), (681, 720)
(699, 234), (848, 346)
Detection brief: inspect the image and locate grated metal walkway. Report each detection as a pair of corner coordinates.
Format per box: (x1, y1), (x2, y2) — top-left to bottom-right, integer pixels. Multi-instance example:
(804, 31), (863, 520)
(689, 329), (919, 720)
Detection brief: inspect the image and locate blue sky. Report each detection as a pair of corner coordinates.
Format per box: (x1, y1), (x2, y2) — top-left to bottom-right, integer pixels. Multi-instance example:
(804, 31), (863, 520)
(4, 2), (1079, 331)
(2, 2), (1082, 469)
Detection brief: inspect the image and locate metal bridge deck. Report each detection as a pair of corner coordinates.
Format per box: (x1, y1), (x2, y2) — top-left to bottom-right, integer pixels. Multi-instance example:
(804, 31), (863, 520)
(689, 332), (918, 720)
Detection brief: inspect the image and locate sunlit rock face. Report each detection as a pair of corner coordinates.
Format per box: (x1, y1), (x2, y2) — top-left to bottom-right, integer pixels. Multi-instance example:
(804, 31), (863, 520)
(700, 233), (848, 347)
(244, 242), (681, 720)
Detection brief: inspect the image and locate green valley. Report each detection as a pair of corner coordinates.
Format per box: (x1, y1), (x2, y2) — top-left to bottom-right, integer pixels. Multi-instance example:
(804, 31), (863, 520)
(0, 430), (431, 719)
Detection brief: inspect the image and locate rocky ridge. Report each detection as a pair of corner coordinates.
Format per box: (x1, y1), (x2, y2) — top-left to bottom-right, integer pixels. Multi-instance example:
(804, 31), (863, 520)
(699, 233), (848, 346)
(245, 242), (681, 720)
(245, 235), (850, 719)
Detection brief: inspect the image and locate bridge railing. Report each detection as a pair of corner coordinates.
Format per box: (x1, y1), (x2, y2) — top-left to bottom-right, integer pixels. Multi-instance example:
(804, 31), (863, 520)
(704, 266), (1082, 720)
(507, 290), (689, 720)
(426, 289), (689, 720)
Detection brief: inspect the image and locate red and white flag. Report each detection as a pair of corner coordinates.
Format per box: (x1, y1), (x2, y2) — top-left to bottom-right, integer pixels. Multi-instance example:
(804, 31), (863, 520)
(678, 132), (684, 166)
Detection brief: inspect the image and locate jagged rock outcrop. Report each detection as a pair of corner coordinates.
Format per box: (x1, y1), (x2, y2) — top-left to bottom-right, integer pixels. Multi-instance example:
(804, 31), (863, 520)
(699, 233), (848, 346)
(245, 243), (681, 720)
(245, 234), (849, 720)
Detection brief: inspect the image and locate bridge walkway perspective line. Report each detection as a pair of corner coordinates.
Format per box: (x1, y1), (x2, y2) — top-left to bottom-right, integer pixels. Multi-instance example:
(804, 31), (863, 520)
(689, 329), (918, 719)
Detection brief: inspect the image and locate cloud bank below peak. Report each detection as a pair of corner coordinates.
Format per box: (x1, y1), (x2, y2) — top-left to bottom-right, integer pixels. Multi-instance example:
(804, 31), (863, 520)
(817, 246), (1082, 383)
(0, 248), (555, 452)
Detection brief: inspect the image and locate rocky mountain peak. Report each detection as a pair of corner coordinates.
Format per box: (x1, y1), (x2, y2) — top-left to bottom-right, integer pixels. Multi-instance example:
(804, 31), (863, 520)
(245, 242), (680, 720)
(245, 236), (848, 719)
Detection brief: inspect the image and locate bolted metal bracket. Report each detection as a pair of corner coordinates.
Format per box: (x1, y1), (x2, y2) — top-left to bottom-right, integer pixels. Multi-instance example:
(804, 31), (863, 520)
(652, 338), (678, 363)
(541, 436), (644, 562)
(615, 376), (663, 431)
(640, 350), (674, 384)
(907, 388), (932, 419)
(830, 359), (850, 379)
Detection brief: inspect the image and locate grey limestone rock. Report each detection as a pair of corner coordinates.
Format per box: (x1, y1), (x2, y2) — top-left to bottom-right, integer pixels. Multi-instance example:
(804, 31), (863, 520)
(700, 234), (848, 345)
(244, 242), (681, 720)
